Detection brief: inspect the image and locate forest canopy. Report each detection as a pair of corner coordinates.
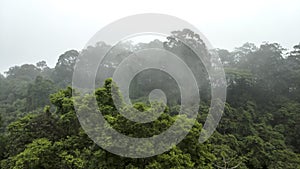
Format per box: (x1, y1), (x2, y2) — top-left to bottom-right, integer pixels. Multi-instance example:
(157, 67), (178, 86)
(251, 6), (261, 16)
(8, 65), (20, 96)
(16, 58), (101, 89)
(0, 29), (300, 168)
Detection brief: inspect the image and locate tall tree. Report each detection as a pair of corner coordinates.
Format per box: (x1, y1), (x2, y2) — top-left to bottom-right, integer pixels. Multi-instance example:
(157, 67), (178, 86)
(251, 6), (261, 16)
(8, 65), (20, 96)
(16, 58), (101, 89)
(52, 50), (79, 87)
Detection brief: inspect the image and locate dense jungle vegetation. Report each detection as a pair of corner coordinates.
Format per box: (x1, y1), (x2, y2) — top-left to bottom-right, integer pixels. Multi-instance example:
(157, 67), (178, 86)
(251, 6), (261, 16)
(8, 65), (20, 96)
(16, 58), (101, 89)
(0, 29), (300, 168)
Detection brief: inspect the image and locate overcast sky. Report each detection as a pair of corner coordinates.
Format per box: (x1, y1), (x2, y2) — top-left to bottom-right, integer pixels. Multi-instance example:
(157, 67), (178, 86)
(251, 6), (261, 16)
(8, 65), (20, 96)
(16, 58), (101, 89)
(0, 0), (300, 73)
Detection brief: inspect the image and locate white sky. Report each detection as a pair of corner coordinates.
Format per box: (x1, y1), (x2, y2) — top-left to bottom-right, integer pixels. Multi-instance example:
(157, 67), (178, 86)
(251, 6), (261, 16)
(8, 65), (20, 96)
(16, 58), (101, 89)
(0, 0), (300, 73)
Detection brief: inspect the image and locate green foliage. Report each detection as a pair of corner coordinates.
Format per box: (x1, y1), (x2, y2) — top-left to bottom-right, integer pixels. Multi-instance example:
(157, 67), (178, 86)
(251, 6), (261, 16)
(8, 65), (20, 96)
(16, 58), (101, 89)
(52, 50), (79, 87)
(26, 76), (57, 111)
(8, 138), (54, 169)
(0, 31), (300, 168)
(7, 112), (60, 156)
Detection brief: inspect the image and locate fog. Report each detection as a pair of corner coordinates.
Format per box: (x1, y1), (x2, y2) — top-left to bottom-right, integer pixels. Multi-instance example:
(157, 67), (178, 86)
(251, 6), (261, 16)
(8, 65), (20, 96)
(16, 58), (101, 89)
(1, 0), (300, 73)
